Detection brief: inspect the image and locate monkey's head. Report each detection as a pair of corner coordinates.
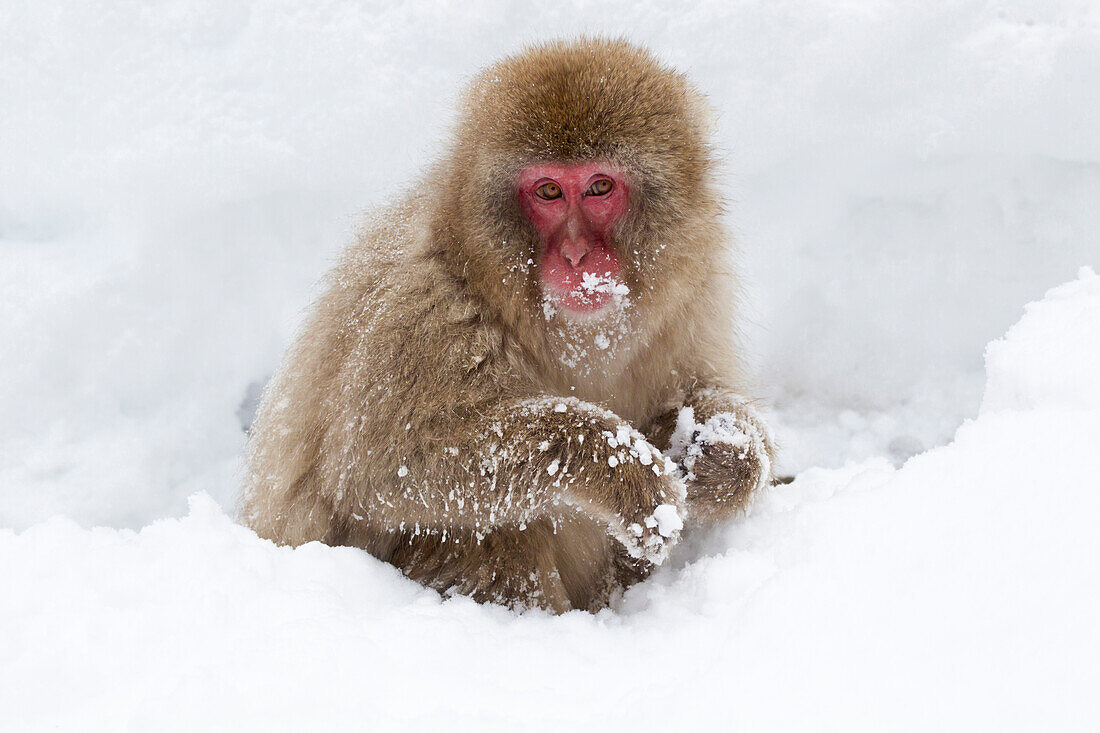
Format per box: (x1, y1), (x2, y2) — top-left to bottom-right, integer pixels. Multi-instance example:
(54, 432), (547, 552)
(437, 38), (721, 336)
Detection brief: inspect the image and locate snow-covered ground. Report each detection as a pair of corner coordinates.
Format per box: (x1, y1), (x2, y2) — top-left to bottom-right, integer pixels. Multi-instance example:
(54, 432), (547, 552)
(4, 270), (1098, 730)
(2, 1), (1098, 729)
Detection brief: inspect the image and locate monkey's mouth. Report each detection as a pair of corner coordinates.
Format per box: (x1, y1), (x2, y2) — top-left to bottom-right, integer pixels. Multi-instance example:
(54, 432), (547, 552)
(545, 272), (630, 316)
(550, 288), (614, 313)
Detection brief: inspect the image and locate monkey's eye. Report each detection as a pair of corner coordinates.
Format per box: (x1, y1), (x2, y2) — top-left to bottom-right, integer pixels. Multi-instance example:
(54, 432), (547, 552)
(585, 179), (614, 196)
(535, 182), (562, 200)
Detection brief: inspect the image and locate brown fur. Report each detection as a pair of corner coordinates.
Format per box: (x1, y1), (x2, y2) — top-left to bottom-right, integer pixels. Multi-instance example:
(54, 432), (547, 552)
(240, 38), (774, 613)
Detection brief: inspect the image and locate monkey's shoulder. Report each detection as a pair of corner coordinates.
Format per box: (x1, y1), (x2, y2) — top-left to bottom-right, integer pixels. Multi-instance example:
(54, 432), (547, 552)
(317, 222), (510, 397)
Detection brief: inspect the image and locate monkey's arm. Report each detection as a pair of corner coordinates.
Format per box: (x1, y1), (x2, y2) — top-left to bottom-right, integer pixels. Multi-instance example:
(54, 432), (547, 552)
(643, 386), (774, 524)
(359, 396), (687, 564)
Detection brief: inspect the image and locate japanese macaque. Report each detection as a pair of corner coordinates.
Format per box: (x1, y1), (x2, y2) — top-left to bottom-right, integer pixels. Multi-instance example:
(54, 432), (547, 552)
(241, 38), (774, 613)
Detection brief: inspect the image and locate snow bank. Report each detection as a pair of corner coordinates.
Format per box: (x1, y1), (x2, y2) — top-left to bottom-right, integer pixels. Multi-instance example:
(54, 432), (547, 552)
(982, 267), (1100, 413)
(4, 271), (1098, 731)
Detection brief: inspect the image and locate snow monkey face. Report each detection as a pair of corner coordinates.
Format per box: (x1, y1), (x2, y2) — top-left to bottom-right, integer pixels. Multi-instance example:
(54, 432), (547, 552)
(517, 161), (631, 317)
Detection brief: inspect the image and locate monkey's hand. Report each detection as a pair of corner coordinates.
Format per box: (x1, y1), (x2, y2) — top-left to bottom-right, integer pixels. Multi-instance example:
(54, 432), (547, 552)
(666, 397), (774, 524)
(560, 433), (687, 567)
(508, 398), (687, 566)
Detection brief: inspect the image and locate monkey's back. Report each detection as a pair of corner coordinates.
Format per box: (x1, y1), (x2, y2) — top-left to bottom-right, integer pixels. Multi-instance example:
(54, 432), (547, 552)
(242, 197), (515, 536)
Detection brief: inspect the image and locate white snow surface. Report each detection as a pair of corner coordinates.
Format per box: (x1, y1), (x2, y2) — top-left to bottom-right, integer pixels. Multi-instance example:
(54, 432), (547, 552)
(3, 1), (1100, 729)
(3, 268), (1099, 730)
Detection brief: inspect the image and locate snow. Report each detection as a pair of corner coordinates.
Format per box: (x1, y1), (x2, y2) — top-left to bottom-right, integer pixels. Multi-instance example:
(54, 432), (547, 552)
(3, 271), (1099, 730)
(648, 503), (684, 538)
(2, 1), (1099, 728)
(579, 271), (630, 299)
(982, 267), (1100, 413)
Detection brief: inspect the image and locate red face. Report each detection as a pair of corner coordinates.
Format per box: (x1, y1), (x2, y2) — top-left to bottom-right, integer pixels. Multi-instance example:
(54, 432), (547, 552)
(517, 162), (630, 314)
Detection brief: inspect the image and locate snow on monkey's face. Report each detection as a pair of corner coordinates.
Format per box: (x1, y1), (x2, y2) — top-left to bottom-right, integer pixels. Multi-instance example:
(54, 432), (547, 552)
(517, 162), (631, 317)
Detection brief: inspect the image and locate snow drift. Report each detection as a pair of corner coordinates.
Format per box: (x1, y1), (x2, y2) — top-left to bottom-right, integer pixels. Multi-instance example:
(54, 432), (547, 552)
(3, 269), (1097, 731)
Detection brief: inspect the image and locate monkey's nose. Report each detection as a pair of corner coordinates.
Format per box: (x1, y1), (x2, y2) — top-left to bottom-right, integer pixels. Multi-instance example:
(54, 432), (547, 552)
(560, 239), (592, 268)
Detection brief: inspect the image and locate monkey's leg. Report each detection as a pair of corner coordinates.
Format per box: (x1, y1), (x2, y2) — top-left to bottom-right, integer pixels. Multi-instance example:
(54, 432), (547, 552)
(644, 387), (774, 524)
(549, 513), (629, 612)
(243, 465), (354, 547)
(389, 519), (583, 613)
(390, 513), (643, 613)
